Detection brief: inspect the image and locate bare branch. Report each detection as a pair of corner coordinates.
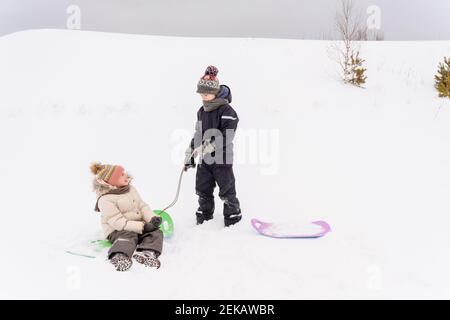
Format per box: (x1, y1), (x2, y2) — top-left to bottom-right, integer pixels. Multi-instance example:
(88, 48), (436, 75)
(330, 0), (368, 86)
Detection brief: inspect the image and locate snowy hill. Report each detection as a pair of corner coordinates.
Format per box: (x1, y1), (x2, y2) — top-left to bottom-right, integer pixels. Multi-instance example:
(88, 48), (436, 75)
(0, 29), (449, 299)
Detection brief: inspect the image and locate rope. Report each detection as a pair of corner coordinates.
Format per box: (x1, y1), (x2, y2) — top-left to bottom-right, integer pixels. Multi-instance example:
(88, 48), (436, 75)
(160, 149), (197, 212)
(161, 166), (185, 212)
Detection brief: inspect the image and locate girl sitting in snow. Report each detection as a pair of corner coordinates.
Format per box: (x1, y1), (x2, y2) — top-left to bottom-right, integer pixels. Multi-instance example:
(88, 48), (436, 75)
(90, 162), (163, 271)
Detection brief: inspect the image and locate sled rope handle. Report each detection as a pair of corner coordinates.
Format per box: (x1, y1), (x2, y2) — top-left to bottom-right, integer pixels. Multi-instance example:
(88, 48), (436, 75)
(161, 166), (185, 212)
(160, 149), (196, 212)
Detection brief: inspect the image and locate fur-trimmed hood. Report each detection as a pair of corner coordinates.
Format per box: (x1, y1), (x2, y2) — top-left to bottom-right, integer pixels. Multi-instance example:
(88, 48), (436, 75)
(92, 178), (117, 197)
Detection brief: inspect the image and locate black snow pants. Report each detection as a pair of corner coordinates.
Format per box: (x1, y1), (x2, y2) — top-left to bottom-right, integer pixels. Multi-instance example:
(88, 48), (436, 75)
(106, 226), (163, 259)
(195, 163), (242, 226)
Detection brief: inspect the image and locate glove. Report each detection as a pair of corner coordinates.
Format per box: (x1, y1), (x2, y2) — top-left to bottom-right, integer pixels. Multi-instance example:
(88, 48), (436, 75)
(184, 147), (197, 172)
(201, 139), (216, 155)
(144, 216), (162, 233)
(150, 216), (162, 228)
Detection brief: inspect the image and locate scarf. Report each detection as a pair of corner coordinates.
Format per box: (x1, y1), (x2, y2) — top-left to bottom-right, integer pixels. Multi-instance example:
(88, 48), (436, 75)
(202, 85), (231, 112)
(202, 97), (229, 112)
(94, 185), (130, 212)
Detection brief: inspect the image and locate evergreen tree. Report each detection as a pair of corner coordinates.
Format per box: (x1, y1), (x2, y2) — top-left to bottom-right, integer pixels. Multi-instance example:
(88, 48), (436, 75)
(435, 57), (450, 98)
(348, 51), (367, 87)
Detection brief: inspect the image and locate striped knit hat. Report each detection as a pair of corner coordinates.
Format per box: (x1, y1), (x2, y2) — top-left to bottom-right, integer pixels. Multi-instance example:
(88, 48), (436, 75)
(90, 162), (125, 186)
(196, 65), (220, 94)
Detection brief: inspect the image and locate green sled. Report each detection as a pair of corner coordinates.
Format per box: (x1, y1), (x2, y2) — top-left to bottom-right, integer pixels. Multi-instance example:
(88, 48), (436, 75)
(153, 209), (174, 238)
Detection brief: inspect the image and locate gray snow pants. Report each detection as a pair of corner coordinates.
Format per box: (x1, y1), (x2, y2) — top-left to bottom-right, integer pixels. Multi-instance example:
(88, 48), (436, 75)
(106, 227), (163, 259)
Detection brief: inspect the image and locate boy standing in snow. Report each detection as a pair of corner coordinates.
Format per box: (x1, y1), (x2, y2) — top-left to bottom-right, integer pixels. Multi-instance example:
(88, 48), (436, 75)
(184, 66), (242, 227)
(90, 162), (163, 271)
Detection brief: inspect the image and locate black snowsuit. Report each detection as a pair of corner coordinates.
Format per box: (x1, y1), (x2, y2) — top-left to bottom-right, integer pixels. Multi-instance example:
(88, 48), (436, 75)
(190, 85), (242, 226)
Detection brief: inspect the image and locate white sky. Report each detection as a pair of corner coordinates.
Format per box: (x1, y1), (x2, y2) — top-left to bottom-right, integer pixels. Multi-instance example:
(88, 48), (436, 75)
(0, 0), (449, 40)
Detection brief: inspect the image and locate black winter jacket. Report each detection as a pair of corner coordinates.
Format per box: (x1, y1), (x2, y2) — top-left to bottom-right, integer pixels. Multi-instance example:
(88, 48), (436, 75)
(190, 85), (239, 165)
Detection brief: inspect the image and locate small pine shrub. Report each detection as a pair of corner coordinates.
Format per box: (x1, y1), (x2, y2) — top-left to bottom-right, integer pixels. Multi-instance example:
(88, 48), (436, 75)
(435, 57), (450, 98)
(347, 51), (367, 87)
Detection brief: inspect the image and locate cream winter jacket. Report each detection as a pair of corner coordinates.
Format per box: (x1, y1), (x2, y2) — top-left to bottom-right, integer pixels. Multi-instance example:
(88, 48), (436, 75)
(93, 180), (157, 237)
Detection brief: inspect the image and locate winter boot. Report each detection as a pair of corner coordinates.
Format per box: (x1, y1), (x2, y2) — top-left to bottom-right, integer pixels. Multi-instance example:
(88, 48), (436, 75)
(110, 253), (133, 272)
(196, 211), (214, 225)
(224, 212), (242, 227)
(133, 250), (161, 269)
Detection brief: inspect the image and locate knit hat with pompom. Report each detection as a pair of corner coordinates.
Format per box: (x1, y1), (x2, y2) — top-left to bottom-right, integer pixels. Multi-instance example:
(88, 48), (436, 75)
(90, 162), (125, 186)
(196, 65), (220, 94)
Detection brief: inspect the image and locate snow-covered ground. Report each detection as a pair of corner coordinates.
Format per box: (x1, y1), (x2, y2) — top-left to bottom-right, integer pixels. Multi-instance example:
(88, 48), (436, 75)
(0, 29), (449, 299)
